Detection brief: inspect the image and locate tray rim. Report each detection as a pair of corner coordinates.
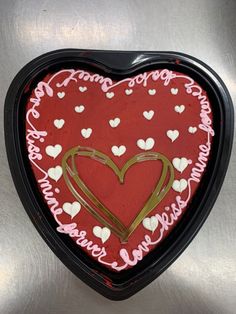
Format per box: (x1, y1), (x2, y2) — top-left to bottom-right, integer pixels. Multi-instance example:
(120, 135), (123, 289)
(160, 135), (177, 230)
(4, 49), (234, 300)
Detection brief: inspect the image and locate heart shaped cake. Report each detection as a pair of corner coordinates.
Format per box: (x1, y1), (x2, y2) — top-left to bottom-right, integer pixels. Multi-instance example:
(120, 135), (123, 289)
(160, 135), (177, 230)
(25, 66), (214, 271)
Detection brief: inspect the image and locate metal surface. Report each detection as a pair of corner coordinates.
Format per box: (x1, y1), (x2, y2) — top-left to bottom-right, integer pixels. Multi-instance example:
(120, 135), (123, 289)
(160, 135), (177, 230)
(0, 0), (235, 313)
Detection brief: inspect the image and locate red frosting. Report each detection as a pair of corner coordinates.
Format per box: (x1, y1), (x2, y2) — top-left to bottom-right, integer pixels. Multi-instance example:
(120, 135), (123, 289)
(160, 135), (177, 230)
(25, 68), (214, 271)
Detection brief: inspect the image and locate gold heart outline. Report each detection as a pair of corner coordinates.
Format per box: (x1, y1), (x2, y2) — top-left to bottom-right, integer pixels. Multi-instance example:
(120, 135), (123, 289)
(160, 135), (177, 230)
(62, 146), (174, 242)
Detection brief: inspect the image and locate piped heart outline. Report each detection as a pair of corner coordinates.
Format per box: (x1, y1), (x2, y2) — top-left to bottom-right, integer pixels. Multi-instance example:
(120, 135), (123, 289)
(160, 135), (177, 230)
(62, 146), (174, 242)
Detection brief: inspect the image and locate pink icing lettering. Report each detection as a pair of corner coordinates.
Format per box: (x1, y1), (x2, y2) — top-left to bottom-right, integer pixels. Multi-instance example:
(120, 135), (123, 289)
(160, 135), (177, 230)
(25, 68), (214, 271)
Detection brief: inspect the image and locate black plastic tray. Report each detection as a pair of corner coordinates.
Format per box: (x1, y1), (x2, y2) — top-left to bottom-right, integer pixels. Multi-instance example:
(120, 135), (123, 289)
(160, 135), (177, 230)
(4, 49), (234, 300)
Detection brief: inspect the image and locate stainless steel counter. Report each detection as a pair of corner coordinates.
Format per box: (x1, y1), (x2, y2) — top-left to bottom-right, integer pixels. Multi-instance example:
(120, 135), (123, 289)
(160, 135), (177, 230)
(0, 1), (235, 313)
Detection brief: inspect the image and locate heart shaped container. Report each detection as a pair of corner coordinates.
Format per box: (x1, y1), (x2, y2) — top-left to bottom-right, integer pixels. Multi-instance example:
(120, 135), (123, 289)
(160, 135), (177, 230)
(4, 50), (234, 300)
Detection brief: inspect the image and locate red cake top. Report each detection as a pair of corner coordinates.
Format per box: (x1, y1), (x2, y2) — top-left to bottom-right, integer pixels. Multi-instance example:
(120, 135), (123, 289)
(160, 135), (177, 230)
(25, 68), (214, 271)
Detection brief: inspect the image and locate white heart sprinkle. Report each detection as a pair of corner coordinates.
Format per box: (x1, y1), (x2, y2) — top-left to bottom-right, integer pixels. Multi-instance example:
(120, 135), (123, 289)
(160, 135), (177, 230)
(171, 88), (178, 95)
(45, 144), (62, 159)
(57, 92), (65, 99)
(109, 118), (120, 128)
(111, 145), (126, 157)
(106, 92), (114, 99)
(79, 86), (87, 92)
(167, 130), (179, 142)
(142, 216), (158, 233)
(54, 119), (65, 129)
(172, 179), (188, 193)
(172, 157), (190, 173)
(81, 128), (92, 139)
(137, 138), (155, 151)
(148, 89), (156, 96)
(188, 126), (197, 134)
(93, 226), (111, 243)
(125, 89), (133, 95)
(75, 105), (85, 113)
(143, 110), (154, 120)
(175, 105), (185, 114)
(62, 202), (81, 219)
(48, 166), (62, 182)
